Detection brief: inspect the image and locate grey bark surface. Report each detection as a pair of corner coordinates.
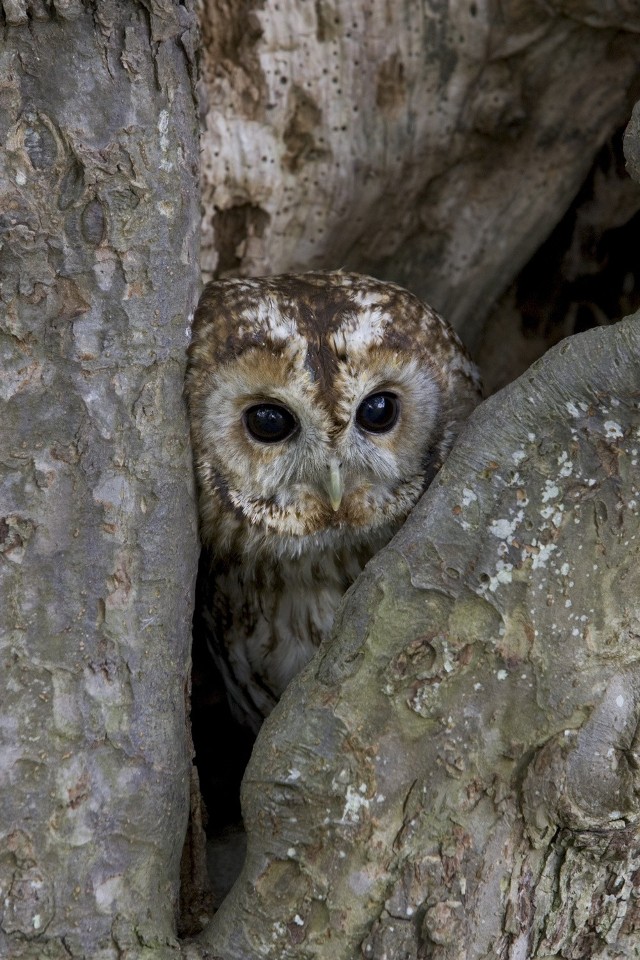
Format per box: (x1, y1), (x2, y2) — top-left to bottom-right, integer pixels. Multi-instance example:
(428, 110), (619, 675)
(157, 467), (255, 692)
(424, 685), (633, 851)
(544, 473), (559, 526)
(198, 0), (640, 349)
(0, 2), (200, 958)
(1, 0), (638, 956)
(203, 312), (640, 960)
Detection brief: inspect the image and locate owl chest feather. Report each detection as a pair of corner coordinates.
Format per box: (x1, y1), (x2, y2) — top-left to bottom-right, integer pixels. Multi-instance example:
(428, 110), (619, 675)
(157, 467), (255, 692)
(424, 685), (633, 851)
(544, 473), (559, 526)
(210, 536), (384, 730)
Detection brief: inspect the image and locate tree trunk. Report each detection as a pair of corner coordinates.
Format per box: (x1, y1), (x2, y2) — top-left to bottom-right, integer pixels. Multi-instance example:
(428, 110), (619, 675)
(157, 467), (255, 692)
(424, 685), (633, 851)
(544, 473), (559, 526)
(0, 3), (200, 957)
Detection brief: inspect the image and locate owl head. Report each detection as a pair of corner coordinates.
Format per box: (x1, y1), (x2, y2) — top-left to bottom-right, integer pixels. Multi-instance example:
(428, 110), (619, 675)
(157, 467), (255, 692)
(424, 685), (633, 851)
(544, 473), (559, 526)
(186, 272), (481, 561)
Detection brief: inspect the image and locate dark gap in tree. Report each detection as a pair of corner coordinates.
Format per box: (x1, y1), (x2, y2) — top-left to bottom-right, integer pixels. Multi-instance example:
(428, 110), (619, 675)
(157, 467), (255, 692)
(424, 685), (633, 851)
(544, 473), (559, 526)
(180, 549), (254, 933)
(478, 124), (640, 394)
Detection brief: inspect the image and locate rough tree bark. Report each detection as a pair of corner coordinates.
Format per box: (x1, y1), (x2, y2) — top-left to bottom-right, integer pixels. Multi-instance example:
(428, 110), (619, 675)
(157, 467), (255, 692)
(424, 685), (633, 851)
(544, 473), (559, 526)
(198, 0), (640, 348)
(203, 312), (640, 960)
(2, 0), (639, 957)
(0, 2), (200, 958)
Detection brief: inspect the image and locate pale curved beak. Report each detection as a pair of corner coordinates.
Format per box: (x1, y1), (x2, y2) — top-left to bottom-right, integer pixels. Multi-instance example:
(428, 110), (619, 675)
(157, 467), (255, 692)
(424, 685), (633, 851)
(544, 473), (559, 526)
(326, 458), (344, 512)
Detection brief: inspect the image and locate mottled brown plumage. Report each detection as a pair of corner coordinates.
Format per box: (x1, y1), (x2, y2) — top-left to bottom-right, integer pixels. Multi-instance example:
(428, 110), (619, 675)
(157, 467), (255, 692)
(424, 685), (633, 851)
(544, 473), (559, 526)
(186, 272), (481, 731)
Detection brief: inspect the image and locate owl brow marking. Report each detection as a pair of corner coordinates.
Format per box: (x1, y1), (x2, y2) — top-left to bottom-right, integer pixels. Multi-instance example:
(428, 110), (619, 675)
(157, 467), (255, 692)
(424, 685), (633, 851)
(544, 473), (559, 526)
(303, 338), (340, 404)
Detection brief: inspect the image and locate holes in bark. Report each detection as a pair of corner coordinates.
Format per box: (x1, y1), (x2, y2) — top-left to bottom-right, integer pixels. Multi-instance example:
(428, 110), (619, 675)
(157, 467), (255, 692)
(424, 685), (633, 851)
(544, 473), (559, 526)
(314, 0), (341, 42)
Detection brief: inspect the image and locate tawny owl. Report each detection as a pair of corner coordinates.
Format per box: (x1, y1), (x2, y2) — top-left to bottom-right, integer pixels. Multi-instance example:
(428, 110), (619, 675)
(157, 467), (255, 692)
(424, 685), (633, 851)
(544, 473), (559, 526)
(186, 272), (481, 732)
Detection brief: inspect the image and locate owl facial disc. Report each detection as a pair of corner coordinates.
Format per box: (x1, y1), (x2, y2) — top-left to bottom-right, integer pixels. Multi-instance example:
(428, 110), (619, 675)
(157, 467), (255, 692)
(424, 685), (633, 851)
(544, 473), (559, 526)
(185, 271), (483, 730)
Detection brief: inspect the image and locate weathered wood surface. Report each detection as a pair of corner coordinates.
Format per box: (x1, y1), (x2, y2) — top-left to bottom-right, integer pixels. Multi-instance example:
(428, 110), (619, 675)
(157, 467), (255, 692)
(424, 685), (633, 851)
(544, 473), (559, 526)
(198, 0), (640, 348)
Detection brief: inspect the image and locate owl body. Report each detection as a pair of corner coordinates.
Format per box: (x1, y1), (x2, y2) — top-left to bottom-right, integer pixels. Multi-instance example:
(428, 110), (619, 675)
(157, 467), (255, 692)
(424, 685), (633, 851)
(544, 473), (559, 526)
(186, 272), (481, 731)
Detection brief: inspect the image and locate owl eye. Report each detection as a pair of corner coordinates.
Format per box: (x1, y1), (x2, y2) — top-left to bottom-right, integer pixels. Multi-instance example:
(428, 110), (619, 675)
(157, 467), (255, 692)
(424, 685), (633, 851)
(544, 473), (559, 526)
(244, 403), (298, 443)
(356, 392), (400, 434)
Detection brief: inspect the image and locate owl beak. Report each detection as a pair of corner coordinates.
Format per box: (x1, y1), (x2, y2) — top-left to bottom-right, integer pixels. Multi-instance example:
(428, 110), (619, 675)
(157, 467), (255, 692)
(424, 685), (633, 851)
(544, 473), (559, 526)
(326, 458), (344, 512)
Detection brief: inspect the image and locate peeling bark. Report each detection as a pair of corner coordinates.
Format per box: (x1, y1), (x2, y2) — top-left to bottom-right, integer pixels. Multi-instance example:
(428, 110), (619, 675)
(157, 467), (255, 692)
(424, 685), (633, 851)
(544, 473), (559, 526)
(0, 2), (200, 957)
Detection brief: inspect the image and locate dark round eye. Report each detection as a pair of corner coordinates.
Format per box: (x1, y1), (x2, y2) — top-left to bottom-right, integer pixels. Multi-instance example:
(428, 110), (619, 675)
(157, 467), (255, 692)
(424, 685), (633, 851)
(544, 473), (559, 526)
(356, 392), (400, 433)
(243, 403), (297, 443)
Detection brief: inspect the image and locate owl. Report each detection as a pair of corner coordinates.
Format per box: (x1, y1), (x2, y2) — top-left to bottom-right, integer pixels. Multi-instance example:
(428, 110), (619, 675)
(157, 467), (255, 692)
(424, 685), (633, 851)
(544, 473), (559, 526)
(186, 272), (481, 732)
